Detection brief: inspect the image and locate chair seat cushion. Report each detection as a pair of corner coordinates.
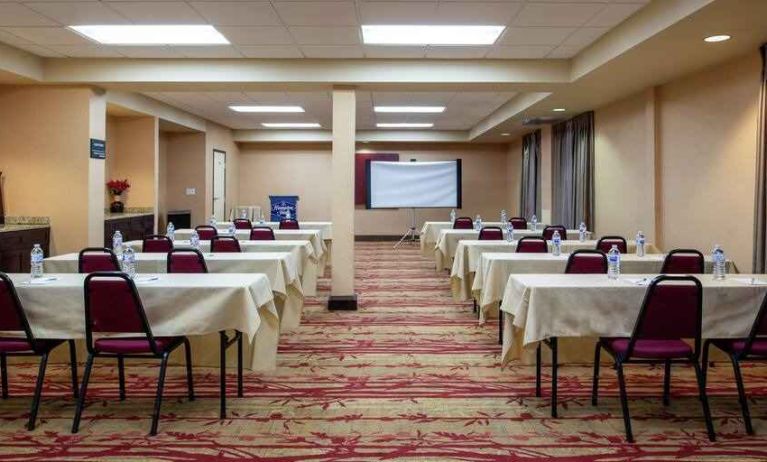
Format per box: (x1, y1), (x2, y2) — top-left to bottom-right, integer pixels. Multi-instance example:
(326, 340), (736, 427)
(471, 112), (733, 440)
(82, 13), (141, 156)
(712, 338), (767, 357)
(604, 338), (693, 359)
(0, 337), (64, 353)
(94, 336), (183, 354)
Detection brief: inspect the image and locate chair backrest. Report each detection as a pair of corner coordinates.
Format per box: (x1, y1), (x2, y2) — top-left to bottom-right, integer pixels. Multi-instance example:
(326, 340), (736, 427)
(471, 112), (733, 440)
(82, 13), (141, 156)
(210, 236), (241, 253)
(509, 217), (527, 229)
(478, 226), (504, 240)
(233, 218), (252, 230)
(596, 235), (627, 253)
(516, 236), (548, 253)
(167, 249), (208, 273)
(195, 225), (218, 241)
(625, 275), (703, 359)
(452, 217), (474, 230)
(78, 247), (121, 273)
(565, 250), (607, 274)
(250, 226), (276, 241)
(279, 219), (300, 230)
(661, 249), (704, 274)
(83, 272), (156, 353)
(739, 291), (767, 358)
(142, 235), (173, 253)
(543, 225), (567, 241)
(0, 273), (34, 343)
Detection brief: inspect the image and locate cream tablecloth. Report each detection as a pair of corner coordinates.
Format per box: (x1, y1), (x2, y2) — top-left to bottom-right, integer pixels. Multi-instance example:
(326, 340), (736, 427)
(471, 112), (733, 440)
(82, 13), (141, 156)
(216, 221), (332, 240)
(6, 273), (280, 371)
(420, 221), (556, 255)
(45, 252), (305, 330)
(499, 273), (765, 366)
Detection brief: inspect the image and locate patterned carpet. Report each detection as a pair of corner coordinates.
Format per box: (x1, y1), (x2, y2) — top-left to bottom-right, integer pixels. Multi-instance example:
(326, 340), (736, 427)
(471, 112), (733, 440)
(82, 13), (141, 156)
(1, 242), (767, 460)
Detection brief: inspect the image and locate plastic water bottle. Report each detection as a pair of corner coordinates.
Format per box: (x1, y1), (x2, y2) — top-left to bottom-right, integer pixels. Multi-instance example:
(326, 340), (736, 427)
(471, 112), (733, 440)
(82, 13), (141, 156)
(241, 209), (248, 219)
(286, 209), (292, 220)
(258, 210), (265, 224)
(30, 244), (44, 279)
(506, 221), (514, 242)
(531, 214), (538, 231)
(500, 209), (508, 224)
(712, 245), (726, 280)
(112, 230), (123, 258)
(552, 230), (562, 256)
(636, 231), (646, 257)
(474, 215), (482, 231)
(122, 245), (136, 279)
(228, 222), (236, 236)
(608, 245), (621, 279)
(209, 215), (217, 227)
(450, 208), (456, 223)
(190, 229), (200, 249)
(166, 222), (175, 242)
(579, 222), (587, 242)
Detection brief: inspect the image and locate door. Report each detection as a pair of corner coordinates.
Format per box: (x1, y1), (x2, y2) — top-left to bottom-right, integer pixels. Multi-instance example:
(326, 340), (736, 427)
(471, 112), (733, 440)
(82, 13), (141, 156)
(213, 149), (226, 221)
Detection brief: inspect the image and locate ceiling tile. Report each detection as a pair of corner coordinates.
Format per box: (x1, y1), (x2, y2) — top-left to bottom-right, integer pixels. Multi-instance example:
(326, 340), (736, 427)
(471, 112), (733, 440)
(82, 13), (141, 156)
(359, 2), (437, 25)
(425, 46), (489, 59)
(372, 92), (455, 105)
(513, 3), (604, 27)
(4, 26), (92, 44)
(274, 2), (358, 26)
(435, 2), (522, 25)
(237, 45), (303, 58)
(217, 26), (293, 45)
(486, 45), (553, 59)
(289, 26), (359, 45)
(364, 45), (426, 59)
(110, 45), (186, 58)
(106, 2), (206, 24)
(48, 44), (124, 57)
(188, 1), (282, 26)
(0, 3), (57, 26)
(499, 27), (576, 46)
(562, 27), (609, 47)
(547, 44), (584, 59)
(174, 45), (243, 58)
(586, 2), (644, 27)
(25, 2), (129, 25)
(300, 45), (363, 58)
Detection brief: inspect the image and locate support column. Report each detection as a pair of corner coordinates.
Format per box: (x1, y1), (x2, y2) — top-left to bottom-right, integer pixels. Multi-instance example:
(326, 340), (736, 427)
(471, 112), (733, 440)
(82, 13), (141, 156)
(328, 87), (357, 310)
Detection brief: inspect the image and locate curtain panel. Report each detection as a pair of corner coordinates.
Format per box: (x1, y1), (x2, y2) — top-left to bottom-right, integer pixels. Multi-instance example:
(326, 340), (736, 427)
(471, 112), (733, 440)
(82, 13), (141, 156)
(754, 44), (767, 273)
(520, 130), (541, 219)
(552, 112), (595, 229)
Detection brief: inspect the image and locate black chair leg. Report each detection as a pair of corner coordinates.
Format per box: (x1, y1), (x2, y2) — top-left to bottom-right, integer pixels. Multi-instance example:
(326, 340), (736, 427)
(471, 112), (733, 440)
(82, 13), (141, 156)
(184, 339), (195, 401)
(219, 331), (227, 419)
(535, 343), (542, 398)
(692, 360), (716, 441)
(27, 353), (49, 431)
(68, 340), (78, 398)
(237, 332), (243, 398)
(1, 353), (7, 399)
(616, 362), (633, 443)
(591, 342), (601, 406)
(71, 353), (95, 434)
(663, 360), (671, 406)
(730, 356), (754, 435)
(702, 340), (712, 387)
(150, 352), (169, 436)
(550, 337), (558, 418)
(117, 356), (126, 401)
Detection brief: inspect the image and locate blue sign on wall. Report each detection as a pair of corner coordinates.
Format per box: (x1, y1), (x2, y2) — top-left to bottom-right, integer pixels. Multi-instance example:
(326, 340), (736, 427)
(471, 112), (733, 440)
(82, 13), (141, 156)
(269, 195), (299, 221)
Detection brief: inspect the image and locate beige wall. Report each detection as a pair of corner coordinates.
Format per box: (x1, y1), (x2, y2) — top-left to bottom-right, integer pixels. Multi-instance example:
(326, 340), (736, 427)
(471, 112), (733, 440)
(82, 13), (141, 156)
(204, 122), (240, 221)
(105, 116), (158, 214)
(163, 131), (207, 226)
(506, 139), (522, 217)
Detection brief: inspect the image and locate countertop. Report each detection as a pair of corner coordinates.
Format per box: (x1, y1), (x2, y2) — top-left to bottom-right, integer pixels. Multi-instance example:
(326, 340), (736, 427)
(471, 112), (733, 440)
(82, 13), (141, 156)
(0, 224), (50, 233)
(104, 212), (154, 221)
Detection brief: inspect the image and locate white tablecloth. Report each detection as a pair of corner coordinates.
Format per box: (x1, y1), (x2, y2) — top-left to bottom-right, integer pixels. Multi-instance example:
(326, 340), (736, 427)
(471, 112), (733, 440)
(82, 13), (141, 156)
(499, 273), (765, 365)
(217, 221), (332, 241)
(45, 252), (304, 330)
(6, 273), (280, 371)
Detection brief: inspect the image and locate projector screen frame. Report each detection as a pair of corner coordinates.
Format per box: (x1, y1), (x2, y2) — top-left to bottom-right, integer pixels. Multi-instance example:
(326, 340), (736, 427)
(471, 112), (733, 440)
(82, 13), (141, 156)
(364, 159), (462, 210)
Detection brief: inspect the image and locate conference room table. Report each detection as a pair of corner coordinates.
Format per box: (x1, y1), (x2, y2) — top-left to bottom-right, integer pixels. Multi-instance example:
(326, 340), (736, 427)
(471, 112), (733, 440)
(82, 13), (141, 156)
(450, 239), (661, 300)
(216, 221), (332, 241)
(499, 273), (763, 366)
(5, 273), (281, 371)
(124, 239), (321, 296)
(420, 221), (553, 256)
(433, 229), (584, 271)
(45, 251), (305, 330)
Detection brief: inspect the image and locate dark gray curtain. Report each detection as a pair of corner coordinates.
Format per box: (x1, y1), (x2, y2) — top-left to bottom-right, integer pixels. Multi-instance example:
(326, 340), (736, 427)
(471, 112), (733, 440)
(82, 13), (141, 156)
(754, 44), (767, 273)
(520, 130), (541, 218)
(552, 112), (595, 229)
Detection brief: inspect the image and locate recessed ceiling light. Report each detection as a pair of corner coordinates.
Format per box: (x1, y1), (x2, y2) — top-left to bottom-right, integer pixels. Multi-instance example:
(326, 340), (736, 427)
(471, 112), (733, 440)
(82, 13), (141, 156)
(374, 106), (445, 113)
(377, 123), (434, 128)
(230, 106), (305, 113)
(362, 25), (505, 46)
(501, 133), (510, 136)
(552, 108), (566, 112)
(69, 25), (229, 45)
(262, 123), (321, 128)
(704, 34), (731, 43)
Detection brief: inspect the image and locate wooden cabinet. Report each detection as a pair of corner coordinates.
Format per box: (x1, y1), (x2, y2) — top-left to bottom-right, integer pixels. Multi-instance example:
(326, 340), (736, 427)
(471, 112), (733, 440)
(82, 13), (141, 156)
(104, 214), (154, 247)
(0, 227), (50, 273)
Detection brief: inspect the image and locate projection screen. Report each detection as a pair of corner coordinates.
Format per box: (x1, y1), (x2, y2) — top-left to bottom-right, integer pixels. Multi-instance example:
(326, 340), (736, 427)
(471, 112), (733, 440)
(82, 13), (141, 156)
(366, 160), (462, 209)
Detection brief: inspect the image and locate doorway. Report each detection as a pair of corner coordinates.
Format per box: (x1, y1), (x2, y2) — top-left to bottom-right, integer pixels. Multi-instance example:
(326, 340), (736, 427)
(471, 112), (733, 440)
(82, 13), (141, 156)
(212, 149), (226, 221)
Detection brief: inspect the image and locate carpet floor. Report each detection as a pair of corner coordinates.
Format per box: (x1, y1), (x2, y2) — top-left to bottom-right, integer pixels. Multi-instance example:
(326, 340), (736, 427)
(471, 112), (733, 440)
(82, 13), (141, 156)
(0, 242), (766, 461)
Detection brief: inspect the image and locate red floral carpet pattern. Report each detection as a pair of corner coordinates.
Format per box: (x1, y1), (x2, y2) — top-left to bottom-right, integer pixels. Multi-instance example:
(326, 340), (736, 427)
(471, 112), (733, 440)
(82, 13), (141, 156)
(0, 242), (766, 460)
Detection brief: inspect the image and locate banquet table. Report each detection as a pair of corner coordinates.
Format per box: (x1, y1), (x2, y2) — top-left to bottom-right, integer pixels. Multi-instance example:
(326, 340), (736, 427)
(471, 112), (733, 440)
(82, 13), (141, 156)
(124, 239), (321, 296)
(45, 251), (305, 330)
(434, 229), (585, 270)
(5, 273), (280, 371)
(499, 273), (765, 366)
(419, 221), (553, 256)
(216, 221), (332, 241)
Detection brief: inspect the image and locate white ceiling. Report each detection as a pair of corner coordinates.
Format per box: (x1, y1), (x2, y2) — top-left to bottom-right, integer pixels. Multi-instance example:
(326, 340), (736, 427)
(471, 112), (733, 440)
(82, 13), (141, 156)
(144, 90), (518, 130)
(0, 0), (649, 59)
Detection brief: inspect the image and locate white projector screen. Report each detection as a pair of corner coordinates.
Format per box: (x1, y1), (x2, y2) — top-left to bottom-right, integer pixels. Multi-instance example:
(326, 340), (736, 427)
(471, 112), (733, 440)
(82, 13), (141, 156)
(366, 160), (462, 209)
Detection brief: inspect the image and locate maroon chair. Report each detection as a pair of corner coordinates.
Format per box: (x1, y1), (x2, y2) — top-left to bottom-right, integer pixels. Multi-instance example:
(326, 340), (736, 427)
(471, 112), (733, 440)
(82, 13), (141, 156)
(596, 236), (628, 254)
(591, 275), (715, 443)
(478, 226), (504, 241)
(167, 249), (208, 274)
(250, 227), (276, 241)
(142, 235), (173, 253)
(72, 272), (194, 436)
(210, 236), (241, 253)
(279, 219), (299, 230)
(233, 219), (252, 230)
(0, 273), (78, 430)
(703, 291), (767, 435)
(78, 248), (120, 273)
(661, 249), (704, 274)
(452, 217), (474, 230)
(509, 217), (527, 229)
(194, 225), (218, 241)
(516, 236), (548, 253)
(543, 225), (567, 241)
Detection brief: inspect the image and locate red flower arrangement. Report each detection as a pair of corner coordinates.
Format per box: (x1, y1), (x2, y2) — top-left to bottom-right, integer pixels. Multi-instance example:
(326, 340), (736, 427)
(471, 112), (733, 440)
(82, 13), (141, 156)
(107, 179), (130, 196)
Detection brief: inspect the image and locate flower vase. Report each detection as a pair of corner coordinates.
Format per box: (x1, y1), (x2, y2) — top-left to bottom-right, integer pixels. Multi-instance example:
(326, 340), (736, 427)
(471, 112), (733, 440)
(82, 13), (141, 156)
(110, 194), (124, 213)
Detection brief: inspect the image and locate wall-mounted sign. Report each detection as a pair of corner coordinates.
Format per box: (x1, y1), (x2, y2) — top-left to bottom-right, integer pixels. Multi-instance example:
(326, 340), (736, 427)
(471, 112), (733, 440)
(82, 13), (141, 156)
(90, 139), (106, 159)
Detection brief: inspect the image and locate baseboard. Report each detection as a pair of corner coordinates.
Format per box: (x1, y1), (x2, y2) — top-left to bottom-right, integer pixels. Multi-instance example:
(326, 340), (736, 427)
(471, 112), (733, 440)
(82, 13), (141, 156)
(328, 295), (358, 310)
